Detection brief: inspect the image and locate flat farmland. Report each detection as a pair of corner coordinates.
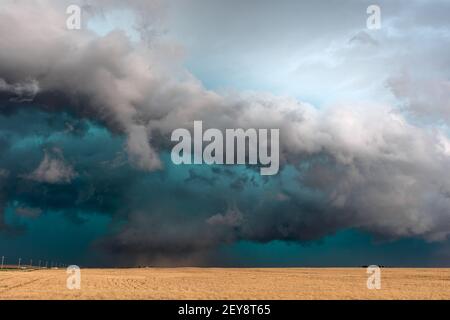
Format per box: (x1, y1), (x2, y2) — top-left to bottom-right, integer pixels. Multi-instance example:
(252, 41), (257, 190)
(0, 268), (449, 300)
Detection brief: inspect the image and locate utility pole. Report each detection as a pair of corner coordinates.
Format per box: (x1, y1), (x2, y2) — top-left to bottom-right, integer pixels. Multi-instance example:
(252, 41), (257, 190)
(1, 256), (4, 269)
(18, 258), (21, 268)
(38, 260), (41, 268)
(45, 261), (48, 268)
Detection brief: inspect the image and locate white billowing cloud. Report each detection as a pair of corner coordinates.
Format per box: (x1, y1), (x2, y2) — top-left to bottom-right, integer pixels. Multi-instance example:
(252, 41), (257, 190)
(126, 125), (162, 171)
(27, 149), (77, 184)
(389, 73), (450, 123)
(0, 78), (39, 102)
(207, 208), (243, 227)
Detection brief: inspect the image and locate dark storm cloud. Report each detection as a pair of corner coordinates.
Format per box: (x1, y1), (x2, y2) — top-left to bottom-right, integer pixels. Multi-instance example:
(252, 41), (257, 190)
(0, 0), (449, 265)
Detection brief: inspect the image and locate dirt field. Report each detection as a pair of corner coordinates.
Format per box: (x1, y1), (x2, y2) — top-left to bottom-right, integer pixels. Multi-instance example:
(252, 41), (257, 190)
(0, 268), (449, 300)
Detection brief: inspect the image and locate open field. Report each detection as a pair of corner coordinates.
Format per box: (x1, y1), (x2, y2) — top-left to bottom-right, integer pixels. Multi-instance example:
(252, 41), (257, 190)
(0, 268), (449, 300)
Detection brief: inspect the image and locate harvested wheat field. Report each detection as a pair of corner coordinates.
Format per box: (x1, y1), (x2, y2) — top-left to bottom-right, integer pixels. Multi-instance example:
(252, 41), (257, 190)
(0, 268), (449, 300)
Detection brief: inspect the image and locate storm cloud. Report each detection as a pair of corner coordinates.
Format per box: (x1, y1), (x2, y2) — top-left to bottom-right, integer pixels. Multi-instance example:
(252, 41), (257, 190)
(0, 0), (449, 265)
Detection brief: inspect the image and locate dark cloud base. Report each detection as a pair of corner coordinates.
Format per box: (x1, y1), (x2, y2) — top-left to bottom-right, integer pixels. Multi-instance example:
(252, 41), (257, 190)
(0, 109), (448, 266)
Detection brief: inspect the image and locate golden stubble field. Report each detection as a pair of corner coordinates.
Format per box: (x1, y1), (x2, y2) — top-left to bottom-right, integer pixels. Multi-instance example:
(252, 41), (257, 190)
(0, 268), (449, 300)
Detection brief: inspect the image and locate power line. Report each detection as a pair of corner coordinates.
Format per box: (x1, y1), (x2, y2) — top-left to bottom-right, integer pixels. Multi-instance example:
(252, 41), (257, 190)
(0, 255), (69, 269)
